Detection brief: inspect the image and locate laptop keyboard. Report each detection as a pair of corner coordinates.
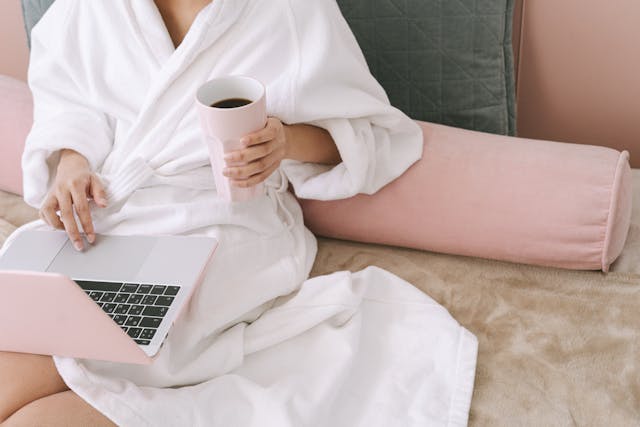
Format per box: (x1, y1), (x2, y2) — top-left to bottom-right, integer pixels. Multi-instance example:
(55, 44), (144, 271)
(73, 280), (180, 346)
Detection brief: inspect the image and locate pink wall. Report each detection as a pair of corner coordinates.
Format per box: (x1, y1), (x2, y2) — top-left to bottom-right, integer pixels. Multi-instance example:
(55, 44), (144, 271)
(0, 0), (29, 81)
(516, 0), (640, 167)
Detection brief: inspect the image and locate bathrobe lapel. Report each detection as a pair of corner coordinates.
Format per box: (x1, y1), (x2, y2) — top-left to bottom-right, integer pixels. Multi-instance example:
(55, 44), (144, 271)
(127, 0), (175, 68)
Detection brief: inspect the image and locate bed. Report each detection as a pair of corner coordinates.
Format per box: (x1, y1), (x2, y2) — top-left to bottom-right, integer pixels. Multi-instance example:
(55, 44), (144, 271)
(1, 171), (639, 425)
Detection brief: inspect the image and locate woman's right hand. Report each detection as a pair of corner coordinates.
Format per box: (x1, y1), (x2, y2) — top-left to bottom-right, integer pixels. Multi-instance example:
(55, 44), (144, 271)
(39, 149), (108, 251)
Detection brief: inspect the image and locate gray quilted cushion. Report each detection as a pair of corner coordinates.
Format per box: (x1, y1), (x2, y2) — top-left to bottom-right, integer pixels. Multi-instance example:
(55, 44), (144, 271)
(336, 0), (517, 135)
(22, 0), (516, 135)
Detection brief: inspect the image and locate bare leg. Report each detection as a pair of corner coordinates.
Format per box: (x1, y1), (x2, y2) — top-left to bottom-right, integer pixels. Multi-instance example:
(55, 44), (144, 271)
(2, 391), (116, 427)
(0, 352), (69, 422)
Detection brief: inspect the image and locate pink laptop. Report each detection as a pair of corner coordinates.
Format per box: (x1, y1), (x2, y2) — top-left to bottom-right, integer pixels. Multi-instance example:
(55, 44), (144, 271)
(0, 230), (218, 364)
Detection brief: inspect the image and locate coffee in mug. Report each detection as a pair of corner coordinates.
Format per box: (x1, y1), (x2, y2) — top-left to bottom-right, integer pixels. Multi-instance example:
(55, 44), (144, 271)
(196, 76), (267, 202)
(210, 98), (252, 109)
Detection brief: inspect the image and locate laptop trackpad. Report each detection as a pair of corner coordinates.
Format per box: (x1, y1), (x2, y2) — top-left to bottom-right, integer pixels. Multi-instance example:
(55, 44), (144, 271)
(46, 235), (156, 282)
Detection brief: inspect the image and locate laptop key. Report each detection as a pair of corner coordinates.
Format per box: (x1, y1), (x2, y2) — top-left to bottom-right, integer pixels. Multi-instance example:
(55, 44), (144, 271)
(154, 296), (174, 307)
(135, 339), (151, 346)
(138, 285), (153, 294)
(142, 295), (157, 305)
(98, 302), (105, 308)
(100, 292), (117, 302)
(164, 286), (180, 296)
(122, 283), (139, 293)
(125, 316), (142, 327)
(103, 303), (117, 314)
(142, 306), (168, 317)
(128, 305), (144, 316)
(140, 328), (156, 340)
(127, 328), (143, 338)
(115, 304), (131, 315)
(113, 315), (128, 325)
(114, 293), (130, 303)
(89, 291), (104, 301)
(140, 317), (162, 328)
(75, 280), (123, 293)
(151, 285), (166, 295)
(128, 294), (143, 304)
(121, 326), (129, 333)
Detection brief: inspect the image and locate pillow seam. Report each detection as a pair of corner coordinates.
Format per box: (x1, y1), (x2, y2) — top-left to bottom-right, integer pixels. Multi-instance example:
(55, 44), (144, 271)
(601, 150), (629, 272)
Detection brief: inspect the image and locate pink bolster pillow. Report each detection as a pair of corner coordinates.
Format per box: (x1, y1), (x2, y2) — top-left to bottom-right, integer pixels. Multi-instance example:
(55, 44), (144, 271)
(0, 75), (31, 196)
(300, 122), (633, 272)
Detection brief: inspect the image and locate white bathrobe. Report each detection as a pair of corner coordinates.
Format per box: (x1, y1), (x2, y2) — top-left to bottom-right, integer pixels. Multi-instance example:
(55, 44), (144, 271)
(5, 0), (478, 425)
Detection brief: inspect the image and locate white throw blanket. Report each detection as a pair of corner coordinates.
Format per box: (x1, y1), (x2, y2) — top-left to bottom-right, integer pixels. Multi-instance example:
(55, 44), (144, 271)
(5, 0), (478, 425)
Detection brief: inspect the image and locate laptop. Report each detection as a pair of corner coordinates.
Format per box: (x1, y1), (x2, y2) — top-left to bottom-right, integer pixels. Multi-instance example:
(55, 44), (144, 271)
(0, 230), (218, 364)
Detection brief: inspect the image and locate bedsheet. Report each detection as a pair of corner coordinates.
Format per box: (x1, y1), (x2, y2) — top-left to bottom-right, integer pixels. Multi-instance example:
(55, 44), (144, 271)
(1, 170), (639, 426)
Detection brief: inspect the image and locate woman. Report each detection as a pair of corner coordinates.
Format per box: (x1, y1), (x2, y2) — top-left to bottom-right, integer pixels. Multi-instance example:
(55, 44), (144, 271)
(0, 0), (477, 425)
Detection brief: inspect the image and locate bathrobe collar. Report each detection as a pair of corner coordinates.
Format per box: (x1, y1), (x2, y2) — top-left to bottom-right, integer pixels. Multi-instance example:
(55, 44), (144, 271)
(128, 0), (176, 67)
(125, 0), (248, 86)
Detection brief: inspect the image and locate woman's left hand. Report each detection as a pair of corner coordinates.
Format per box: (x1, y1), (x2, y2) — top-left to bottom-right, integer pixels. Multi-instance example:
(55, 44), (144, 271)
(222, 117), (288, 187)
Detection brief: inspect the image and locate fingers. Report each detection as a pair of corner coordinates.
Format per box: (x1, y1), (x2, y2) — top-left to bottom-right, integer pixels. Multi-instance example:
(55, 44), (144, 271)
(230, 161), (280, 188)
(223, 118), (285, 173)
(44, 154), (106, 250)
(57, 191), (84, 251)
(240, 118), (280, 148)
(223, 148), (285, 181)
(39, 196), (64, 230)
(69, 183), (95, 245)
(40, 177), (104, 250)
(224, 138), (278, 165)
(88, 175), (109, 208)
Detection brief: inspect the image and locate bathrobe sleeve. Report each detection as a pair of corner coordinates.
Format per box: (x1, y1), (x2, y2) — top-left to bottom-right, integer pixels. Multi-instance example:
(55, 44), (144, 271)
(22, 0), (114, 208)
(279, 0), (423, 201)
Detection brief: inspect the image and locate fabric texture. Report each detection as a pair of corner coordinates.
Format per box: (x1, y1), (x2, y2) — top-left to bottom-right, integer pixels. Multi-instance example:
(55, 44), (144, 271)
(3, 172), (640, 425)
(7, 1), (475, 426)
(300, 121), (633, 272)
(0, 76), (32, 195)
(336, 0), (517, 135)
(22, 0), (517, 136)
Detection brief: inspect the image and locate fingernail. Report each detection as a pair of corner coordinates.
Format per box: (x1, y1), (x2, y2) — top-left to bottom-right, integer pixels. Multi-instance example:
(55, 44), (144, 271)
(98, 197), (108, 206)
(87, 234), (95, 244)
(222, 168), (230, 176)
(74, 241), (84, 251)
(240, 138), (249, 146)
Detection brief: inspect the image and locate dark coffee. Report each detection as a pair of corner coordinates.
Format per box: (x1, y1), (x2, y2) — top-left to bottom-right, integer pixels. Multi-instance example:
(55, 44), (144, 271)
(211, 98), (252, 109)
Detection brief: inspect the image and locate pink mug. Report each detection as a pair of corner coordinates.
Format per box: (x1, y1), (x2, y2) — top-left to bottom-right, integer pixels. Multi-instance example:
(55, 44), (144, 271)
(196, 76), (267, 202)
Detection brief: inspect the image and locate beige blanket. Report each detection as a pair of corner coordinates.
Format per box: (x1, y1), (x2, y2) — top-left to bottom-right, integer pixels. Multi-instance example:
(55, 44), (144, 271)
(1, 171), (639, 426)
(311, 240), (639, 426)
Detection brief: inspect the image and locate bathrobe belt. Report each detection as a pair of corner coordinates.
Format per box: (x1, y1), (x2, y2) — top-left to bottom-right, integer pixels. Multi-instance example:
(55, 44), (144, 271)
(102, 156), (296, 233)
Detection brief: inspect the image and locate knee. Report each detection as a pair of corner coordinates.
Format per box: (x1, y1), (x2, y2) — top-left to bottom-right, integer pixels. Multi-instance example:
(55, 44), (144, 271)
(0, 401), (40, 427)
(0, 401), (20, 426)
(0, 373), (22, 422)
(1, 414), (21, 427)
(0, 352), (67, 425)
(0, 395), (16, 425)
